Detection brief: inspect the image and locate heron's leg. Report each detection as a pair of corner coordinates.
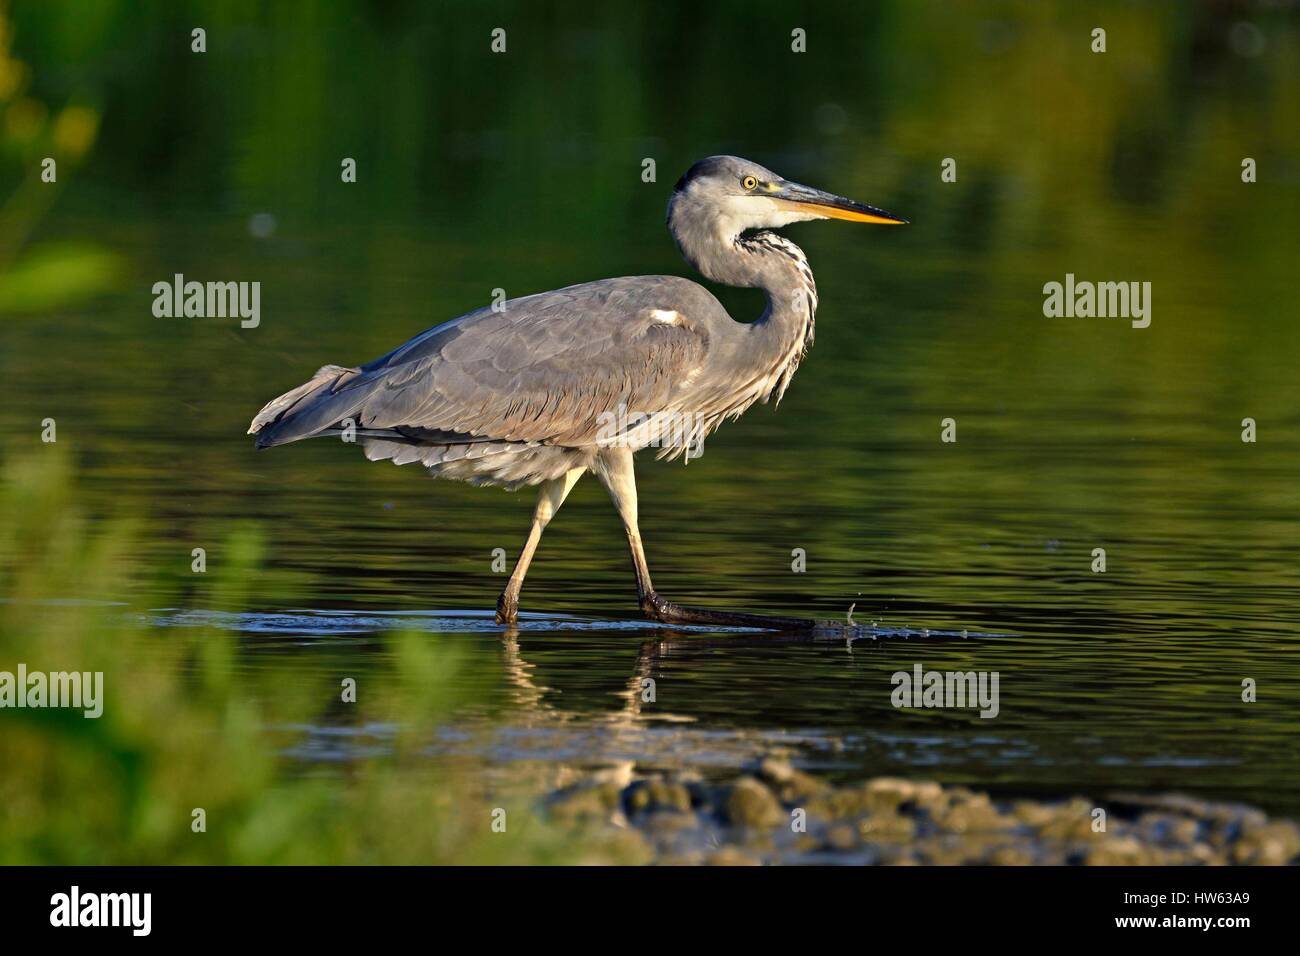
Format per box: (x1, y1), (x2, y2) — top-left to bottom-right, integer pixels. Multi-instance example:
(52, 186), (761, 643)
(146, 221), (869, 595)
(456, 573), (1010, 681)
(496, 467), (584, 625)
(592, 447), (657, 604)
(594, 447), (815, 631)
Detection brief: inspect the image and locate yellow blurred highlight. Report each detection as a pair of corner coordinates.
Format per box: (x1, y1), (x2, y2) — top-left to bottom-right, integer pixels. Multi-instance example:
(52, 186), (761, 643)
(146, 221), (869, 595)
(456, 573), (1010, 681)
(0, 54), (25, 101)
(53, 105), (98, 159)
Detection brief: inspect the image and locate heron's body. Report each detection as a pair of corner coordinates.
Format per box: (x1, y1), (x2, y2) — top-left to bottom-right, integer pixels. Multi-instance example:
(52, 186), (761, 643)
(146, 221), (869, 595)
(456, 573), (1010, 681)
(250, 156), (904, 627)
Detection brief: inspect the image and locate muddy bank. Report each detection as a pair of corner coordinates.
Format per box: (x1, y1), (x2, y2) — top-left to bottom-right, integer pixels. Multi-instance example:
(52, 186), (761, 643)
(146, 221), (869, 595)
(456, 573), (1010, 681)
(544, 758), (1300, 865)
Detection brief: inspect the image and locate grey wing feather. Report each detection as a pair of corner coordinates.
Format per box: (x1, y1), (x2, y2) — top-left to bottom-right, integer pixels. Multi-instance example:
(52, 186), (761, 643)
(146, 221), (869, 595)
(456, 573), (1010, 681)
(249, 276), (718, 449)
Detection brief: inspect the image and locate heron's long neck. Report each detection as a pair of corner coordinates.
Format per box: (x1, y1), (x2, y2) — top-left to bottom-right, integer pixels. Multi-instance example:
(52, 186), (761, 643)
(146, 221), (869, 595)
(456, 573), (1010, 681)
(670, 213), (818, 404)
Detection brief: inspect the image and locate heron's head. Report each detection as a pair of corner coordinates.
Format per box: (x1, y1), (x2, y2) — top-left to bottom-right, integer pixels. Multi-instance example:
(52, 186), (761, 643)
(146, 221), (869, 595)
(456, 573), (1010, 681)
(668, 155), (907, 241)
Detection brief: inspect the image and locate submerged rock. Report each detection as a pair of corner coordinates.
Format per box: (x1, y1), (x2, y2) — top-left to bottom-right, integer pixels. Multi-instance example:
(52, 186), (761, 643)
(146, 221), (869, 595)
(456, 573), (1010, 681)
(541, 763), (1300, 866)
(547, 780), (623, 825)
(757, 757), (828, 802)
(624, 779), (693, 816)
(725, 777), (785, 829)
(706, 847), (762, 866)
(1232, 821), (1300, 865)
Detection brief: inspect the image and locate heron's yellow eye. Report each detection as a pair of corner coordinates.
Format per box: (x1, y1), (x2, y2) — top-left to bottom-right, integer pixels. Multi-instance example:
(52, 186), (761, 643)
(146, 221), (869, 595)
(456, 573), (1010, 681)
(742, 176), (758, 191)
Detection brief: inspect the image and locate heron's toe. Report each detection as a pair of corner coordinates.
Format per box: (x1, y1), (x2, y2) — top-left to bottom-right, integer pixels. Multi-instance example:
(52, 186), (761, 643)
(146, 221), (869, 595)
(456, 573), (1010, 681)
(495, 592), (519, 626)
(639, 591), (682, 623)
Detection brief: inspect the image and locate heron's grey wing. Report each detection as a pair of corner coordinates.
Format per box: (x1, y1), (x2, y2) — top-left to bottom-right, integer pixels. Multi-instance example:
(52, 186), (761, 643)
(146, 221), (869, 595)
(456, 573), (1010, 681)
(251, 276), (717, 448)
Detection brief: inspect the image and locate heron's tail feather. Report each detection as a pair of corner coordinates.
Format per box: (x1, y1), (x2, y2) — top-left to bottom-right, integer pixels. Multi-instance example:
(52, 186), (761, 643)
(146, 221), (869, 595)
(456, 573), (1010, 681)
(248, 364), (361, 448)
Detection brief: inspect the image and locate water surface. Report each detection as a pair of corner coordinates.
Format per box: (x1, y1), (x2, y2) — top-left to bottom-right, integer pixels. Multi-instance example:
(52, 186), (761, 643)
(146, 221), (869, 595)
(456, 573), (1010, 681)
(1, 1), (1297, 819)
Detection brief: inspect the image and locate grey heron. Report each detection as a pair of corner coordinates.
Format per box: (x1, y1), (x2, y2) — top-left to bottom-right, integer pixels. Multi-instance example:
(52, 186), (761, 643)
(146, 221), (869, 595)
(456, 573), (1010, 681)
(249, 156), (906, 629)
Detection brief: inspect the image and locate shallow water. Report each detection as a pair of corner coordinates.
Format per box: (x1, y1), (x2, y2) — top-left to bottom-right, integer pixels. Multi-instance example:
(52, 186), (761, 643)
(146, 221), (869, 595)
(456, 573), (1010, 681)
(1, 2), (1298, 822)
(144, 596), (1298, 815)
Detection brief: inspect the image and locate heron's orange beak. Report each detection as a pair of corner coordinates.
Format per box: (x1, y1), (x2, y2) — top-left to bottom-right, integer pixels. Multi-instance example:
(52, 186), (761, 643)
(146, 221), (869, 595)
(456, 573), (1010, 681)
(772, 181), (908, 224)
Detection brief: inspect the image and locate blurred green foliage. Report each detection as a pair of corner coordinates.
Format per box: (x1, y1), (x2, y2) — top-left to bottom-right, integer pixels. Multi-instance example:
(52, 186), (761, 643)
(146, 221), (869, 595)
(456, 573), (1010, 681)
(0, 0), (122, 310)
(0, 449), (643, 863)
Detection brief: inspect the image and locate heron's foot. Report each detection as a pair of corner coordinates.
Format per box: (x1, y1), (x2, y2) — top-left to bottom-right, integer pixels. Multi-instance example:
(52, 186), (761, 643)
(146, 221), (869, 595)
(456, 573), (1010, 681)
(495, 590), (519, 626)
(639, 590), (816, 632)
